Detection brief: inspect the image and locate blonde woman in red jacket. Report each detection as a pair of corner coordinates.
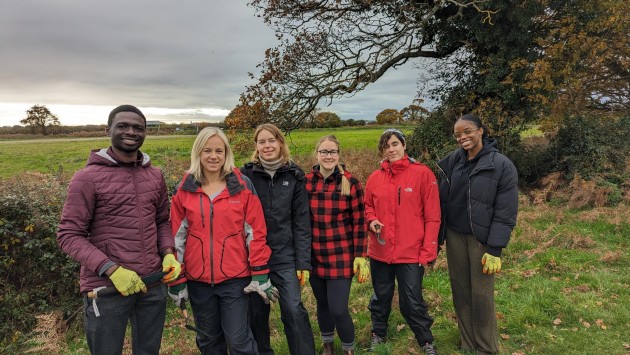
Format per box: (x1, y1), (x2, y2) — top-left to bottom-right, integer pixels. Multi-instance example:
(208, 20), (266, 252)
(169, 127), (278, 355)
(364, 129), (441, 355)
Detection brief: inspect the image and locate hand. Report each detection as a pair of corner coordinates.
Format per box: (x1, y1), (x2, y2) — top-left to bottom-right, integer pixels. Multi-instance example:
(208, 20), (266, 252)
(481, 253), (502, 274)
(243, 274), (279, 304)
(296, 270), (310, 287)
(168, 283), (188, 307)
(353, 257), (370, 283)
(162, 254), (182, 283)
(109, 266), (147, 296)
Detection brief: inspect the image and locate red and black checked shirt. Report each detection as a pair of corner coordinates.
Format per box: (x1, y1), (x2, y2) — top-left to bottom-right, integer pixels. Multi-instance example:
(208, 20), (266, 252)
(306, 167), (367, 279)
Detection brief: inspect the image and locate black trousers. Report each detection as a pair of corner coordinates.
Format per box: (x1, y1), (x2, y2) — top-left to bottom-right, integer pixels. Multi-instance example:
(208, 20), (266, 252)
(248, 267), (315, 355)
(368, 259), (434, 346)
(188, 278), (259, 355)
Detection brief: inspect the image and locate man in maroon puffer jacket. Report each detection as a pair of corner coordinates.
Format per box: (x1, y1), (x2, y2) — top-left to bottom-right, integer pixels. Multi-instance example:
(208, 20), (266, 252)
(57, 105), (180, 354)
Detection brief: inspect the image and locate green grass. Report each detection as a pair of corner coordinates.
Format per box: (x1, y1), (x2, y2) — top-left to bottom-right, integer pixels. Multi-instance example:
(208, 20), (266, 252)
(4, 127), (629, 354)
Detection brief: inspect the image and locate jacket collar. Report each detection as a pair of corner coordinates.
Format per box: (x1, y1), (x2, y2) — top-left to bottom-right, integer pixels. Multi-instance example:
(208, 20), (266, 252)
(181, 169), (245, 196)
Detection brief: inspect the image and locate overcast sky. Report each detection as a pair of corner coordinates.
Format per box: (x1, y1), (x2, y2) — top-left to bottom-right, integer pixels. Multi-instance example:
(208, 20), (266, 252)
(0, 0), (424, 127)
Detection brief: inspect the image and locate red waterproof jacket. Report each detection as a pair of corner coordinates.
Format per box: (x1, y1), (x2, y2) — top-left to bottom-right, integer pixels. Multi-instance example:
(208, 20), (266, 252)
(57, 148), (174, 292)
(170, 169), (271, 285)
(364, 156), (441, 265)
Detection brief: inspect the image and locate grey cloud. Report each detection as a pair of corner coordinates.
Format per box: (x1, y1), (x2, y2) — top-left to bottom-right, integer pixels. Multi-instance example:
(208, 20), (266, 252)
(0, 0), (424, 126)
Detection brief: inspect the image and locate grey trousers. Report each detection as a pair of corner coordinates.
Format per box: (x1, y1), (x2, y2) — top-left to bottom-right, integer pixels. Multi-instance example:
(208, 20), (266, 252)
(446, 227), (498, 354)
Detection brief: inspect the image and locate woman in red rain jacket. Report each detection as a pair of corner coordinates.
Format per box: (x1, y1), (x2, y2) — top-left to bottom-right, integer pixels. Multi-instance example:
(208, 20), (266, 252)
(364, 129), (440, 355)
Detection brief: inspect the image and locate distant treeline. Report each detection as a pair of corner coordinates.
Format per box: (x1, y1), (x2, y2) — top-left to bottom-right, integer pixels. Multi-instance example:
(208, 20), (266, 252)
(0, 122), (227, 138)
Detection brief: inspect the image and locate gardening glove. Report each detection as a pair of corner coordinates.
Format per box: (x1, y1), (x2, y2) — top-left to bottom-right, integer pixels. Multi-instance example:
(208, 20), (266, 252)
(353, 257), (370, 283)
(296, 270), (310, 287)
(243, 274), (279, 304)
(161, 253), (182, 283)
(481, 253), (502, 274)
(109, 266), (147, 296)
(168, 283), (188, 308)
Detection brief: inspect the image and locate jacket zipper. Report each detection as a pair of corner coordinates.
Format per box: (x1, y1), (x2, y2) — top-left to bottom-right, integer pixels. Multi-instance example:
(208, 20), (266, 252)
(209, 197), (215, 286)
(397, 186), (401, 205)
(133, 166), (147, 269)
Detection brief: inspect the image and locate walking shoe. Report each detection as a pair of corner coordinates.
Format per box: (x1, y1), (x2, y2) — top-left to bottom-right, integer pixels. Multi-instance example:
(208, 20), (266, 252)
(369, 333), (384, 351)
(322, 342), (334, 355)
(422, 342), (438, 355)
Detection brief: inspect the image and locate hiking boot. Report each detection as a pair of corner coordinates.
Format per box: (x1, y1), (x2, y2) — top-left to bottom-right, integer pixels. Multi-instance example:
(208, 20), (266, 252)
(422, 342), (438, 355)
(369, 333), (384, 351)
(322, 342), (334, 355)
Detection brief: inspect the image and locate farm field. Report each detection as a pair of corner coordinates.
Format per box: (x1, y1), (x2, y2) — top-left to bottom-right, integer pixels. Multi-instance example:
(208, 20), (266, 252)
(0, 126), (407, 179)
(1, 126), (628, 354)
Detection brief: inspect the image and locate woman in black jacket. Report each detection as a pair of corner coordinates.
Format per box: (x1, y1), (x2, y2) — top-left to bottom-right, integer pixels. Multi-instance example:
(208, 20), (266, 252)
(240, 123), (316, 355)
(437, 114), (518, 355)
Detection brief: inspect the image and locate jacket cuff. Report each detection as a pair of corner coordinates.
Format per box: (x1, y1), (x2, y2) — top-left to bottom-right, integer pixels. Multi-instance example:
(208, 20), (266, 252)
(98, 260), (116, 277)
(486, 246), (503, 257)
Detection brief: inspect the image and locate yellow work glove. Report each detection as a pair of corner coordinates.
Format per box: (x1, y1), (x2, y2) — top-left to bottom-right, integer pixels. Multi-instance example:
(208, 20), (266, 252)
(109, 266), (147, 296)
(162, 253), (182, 283)
(296, 270), (310, 286)
(353, 257), (370, 283)
(481, 253), (502, 274)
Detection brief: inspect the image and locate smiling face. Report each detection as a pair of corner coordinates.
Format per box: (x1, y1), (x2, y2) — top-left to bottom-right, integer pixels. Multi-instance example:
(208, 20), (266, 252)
(316, 139), (340, 174)
(255, 128), (282, 161)
(200, 135), (226, 178)
(453, 119), (484, 156)
(106, 111), (146, 161)
(383, 134), (406, 162)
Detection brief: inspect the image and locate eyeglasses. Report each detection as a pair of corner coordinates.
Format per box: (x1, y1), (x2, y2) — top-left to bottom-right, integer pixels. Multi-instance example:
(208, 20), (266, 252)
(453, 128), (479, 139)
(317, 150), (339, 157)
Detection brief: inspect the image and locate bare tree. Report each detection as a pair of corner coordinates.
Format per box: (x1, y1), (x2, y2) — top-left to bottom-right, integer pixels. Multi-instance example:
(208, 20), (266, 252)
(242, 0), (495, 130)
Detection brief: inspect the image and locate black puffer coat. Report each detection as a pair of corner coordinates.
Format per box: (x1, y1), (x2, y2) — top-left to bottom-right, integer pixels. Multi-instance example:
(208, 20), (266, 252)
(437, 139), (518, 253)
(241, 161), (312, 271)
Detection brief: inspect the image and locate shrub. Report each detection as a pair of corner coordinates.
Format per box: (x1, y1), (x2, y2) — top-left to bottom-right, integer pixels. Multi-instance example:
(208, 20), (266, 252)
(548, 115), (630, 180)
(0, 173), (79, 349)
(407, 110), (457, 168)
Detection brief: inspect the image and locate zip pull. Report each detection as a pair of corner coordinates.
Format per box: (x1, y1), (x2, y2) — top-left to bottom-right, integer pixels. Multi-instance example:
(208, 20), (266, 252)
(199, 195), (205, 228)
(398, 187), (401, 205)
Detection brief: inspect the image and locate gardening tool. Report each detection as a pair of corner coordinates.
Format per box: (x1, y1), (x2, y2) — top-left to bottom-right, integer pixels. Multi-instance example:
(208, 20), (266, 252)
(179, 299), (211, 338)
(87, 271), (168, 299)
(375, 224), (385, 245)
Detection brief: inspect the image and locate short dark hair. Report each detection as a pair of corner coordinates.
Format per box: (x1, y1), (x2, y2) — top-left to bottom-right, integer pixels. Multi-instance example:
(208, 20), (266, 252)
(457, 113), (488, 139)
(378, 128), (406, 155)
(108, 105), (146, 127)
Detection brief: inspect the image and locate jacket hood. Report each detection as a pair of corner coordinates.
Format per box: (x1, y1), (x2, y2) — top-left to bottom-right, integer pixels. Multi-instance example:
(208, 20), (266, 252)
(87, 147), (151, 167)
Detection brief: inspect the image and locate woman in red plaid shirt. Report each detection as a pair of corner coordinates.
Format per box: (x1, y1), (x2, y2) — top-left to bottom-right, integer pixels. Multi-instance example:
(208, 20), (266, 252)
(306, 135), (369, 355)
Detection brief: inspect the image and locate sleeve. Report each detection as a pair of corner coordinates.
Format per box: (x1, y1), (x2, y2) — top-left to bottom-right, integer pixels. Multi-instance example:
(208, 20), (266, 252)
(56, 171), (112, 275)
(350, 177), (368, 258)
(243, 177), (272, 275)
(170, 181), (188, 265)
(487, 159), (519, 250)
(364, 172), (377, 224)
(418, 167), (441, 265)
(156, 171), (174, 254)
(292, 171), (313, 270)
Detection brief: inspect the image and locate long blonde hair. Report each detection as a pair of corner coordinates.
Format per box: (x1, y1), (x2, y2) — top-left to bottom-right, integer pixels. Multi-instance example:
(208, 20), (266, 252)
(316, 135), (350, 196)
(188, 127), (235, 183)
(250, 123), (291, 164)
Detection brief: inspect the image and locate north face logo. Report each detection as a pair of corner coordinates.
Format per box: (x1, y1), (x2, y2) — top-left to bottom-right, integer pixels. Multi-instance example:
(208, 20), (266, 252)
(229, 200), (240, 204)
(282, 181), (289, 186)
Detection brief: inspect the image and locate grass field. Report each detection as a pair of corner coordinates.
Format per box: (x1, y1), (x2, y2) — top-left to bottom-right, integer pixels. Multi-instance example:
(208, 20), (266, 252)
(4, 127), (629, 354)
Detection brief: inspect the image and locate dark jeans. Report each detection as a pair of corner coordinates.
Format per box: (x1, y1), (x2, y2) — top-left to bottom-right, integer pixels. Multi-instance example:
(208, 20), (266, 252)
(83, 283), (167, 355)
(188, 278), (259, 355)
(309, 276), (355, 350)
(249, 267), (316, 355)
(446, 227), (498, 354)
(368, 259), (434, 346)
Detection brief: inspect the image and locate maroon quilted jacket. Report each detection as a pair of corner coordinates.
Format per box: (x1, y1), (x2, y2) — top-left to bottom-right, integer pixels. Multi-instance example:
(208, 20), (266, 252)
(57, 148), (174, 292)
